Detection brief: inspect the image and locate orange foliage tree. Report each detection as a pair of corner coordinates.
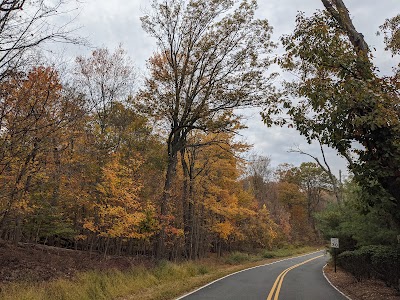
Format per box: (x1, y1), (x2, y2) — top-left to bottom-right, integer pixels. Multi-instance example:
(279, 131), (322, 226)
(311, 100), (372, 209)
(0, 66), (82, 242)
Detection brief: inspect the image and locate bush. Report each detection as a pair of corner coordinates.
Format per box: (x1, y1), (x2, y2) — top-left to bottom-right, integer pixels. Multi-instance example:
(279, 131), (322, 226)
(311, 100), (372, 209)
(338, 245), (400, 290)
(337, 247), (374, 281)
(224, 252), (252, 265)
(370, 245), (400, 289)
(262, 251), (276, 258)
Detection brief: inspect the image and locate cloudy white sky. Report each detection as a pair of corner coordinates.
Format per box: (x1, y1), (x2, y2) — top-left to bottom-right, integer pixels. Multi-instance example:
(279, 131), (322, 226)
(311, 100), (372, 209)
(60, 0), (399, 177)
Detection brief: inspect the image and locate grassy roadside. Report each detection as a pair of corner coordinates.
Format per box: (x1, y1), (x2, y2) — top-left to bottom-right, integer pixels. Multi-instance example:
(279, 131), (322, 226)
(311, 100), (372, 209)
(0, 246), (319, 300)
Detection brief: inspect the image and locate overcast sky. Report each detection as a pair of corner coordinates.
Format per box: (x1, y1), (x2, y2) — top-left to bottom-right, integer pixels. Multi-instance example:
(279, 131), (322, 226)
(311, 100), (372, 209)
(61, 0), (399, 177)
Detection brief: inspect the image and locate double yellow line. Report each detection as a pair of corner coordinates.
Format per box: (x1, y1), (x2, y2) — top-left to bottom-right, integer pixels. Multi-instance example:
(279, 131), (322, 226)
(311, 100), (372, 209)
(266, 254), (323, 300)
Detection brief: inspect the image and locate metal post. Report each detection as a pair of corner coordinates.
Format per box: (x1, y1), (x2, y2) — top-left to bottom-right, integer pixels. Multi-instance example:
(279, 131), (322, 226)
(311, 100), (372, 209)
(334, 247), (337, 273)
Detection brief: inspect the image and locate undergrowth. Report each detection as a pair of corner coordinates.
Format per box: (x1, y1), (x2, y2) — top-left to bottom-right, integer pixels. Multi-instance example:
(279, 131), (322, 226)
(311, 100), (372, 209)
(0, 245), (317, 300)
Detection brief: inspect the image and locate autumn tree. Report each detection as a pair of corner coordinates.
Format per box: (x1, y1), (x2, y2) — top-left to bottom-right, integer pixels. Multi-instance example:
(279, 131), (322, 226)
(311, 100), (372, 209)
(183, 132), (276, 256)
(276, 180), (309, 242)
(0, 66), (83, 241)
(64, 47), (165, 254)
(290, 163), (332, 233)
(55, 99), (163, 254)
(0, 50), (161, 253)
(0, 0), (85, 242)
(83, 153), (147, 255)
(266, 1), (400, 227)
(380, 14), (400, 57)
(140, 0), (276, 258)
(275, 162), (335, 242)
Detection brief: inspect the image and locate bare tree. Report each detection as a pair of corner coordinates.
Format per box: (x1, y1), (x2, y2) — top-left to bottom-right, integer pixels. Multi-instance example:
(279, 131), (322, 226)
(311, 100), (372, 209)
(0, 0), (81, 81)
(248, 154), (273, 182)
(246, 154), (273, 206)
(74, 46), (136, 134)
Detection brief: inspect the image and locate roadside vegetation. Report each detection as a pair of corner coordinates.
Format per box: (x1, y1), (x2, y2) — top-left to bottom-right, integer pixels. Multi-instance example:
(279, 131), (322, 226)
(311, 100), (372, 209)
(0, 246), (316, 300)
(316, 181), (400, 290)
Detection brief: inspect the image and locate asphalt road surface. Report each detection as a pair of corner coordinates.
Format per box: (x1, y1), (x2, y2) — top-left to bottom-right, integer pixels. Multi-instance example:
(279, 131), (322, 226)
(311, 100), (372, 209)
(177, 251), (348, 300)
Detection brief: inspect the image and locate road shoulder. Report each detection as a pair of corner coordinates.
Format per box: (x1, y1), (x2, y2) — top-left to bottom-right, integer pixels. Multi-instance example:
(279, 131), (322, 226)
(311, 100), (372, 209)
(323, 264), (400, 300)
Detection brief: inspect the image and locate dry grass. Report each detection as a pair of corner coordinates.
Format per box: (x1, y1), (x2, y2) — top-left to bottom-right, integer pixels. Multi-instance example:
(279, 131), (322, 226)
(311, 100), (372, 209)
(0, 246), (318, 300)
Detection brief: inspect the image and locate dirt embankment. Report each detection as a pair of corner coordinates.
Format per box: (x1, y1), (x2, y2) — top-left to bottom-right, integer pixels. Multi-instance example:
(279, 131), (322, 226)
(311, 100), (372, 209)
(0, 240), (148, 285)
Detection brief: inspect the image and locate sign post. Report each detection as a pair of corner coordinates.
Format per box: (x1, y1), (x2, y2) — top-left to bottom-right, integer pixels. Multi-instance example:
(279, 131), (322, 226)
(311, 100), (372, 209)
(330, 238), (339, 273)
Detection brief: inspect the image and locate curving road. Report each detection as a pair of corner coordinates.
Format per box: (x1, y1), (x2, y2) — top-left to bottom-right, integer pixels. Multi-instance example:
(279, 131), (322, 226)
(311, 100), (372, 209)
(177, 251), (348, 300)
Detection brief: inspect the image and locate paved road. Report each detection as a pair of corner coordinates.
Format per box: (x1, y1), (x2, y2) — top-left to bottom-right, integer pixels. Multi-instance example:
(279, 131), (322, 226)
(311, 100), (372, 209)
(177, 251), (348, 300)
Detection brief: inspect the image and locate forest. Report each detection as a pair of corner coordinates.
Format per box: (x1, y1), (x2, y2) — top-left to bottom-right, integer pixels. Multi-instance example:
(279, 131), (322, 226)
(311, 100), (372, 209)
(0, 1), (399, 287)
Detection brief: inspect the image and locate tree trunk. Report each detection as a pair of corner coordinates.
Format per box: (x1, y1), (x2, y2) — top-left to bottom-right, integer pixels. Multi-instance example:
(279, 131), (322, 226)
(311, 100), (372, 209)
(181, 148), (197, 259)
(51, 137), (61, 207)
(321, 0), (369, 54)
(155, 147), (178, 259)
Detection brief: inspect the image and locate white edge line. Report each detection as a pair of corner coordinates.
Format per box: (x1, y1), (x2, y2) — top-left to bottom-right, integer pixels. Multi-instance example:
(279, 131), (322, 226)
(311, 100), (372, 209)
(322, 263), (352, 300)
(175, 250), (323, 300)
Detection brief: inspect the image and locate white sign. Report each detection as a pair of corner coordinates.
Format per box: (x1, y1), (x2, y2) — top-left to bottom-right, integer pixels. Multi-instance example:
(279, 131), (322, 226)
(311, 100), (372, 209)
(331, 238), (339, 248)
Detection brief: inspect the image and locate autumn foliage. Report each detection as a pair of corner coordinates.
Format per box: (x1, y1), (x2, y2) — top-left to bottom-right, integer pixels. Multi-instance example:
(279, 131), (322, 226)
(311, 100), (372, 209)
(0, 58), (329, 257)
(0, 0), (353, 260)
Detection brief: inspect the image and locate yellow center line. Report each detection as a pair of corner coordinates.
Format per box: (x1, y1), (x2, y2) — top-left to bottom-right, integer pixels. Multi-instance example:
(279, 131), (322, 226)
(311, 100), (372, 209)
(266, 254), (323, 300)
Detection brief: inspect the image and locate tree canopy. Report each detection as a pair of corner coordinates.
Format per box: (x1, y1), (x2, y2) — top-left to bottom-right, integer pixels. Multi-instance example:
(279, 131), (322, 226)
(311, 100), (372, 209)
(264, 1), (400, 227)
